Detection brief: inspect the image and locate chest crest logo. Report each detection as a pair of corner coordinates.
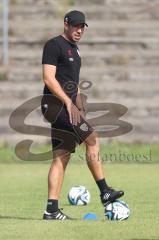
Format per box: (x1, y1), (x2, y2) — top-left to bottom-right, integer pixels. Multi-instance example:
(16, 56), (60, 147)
(67, 49), (73, 56)
(67, 49), (74, 61)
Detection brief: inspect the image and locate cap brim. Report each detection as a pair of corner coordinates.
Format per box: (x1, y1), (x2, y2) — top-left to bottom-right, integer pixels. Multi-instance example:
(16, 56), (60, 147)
(69, 21), (88, 27)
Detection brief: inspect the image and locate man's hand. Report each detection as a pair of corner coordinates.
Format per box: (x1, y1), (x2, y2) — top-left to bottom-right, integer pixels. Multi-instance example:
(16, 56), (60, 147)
(79, 110), (86, 119)
(66, 101), (82, 125)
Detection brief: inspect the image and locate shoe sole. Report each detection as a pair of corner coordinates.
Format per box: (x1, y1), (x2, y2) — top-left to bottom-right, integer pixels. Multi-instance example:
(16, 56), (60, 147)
(43, 214), (75, 220)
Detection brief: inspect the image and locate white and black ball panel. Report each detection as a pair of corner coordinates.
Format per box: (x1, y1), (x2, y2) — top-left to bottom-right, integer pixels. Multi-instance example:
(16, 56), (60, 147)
(105, 200), (130, 221)
(68, 186), (90, 205)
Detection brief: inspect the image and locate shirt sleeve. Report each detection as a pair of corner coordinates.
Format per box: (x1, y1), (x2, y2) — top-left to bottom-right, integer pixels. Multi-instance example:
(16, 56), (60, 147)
(42, 40), (60, 66)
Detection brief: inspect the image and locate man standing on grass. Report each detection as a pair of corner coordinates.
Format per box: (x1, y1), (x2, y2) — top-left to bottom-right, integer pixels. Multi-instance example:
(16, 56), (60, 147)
(41, 10), (124, 220)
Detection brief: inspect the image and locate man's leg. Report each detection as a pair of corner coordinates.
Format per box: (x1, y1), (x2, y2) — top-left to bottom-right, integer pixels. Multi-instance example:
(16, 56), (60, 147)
(84, 132), (104, 180)
(43, 149), (73, 220)
(48, 149), (70, 199)
(84, 132), (124, 205)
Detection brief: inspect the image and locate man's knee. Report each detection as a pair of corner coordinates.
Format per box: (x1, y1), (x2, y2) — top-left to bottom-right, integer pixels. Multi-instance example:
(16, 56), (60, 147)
(84, 132), (99, 147)
(53, 149), (71, 161)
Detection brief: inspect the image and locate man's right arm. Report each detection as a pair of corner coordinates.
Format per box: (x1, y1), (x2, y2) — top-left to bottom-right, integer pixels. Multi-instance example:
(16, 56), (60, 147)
(43, 64), (71, 106)
(43, 64), (81, 125)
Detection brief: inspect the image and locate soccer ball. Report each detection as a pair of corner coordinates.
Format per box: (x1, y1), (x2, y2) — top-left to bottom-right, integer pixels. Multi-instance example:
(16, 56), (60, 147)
(105, 200), (130, 221)
(68, 186), (91, 205)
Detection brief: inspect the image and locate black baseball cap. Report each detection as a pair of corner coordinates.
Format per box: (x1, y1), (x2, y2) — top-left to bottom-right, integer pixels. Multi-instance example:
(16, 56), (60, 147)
(64, 10), (88, 27)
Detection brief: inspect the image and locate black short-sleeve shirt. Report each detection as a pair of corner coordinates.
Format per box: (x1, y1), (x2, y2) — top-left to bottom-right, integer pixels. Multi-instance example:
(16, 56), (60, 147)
(42, 35), (81, 103)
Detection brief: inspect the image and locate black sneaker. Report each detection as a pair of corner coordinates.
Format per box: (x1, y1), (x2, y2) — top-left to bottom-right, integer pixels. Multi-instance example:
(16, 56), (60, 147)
(43, 209), (73, 220)
(100, 187), (124, 205)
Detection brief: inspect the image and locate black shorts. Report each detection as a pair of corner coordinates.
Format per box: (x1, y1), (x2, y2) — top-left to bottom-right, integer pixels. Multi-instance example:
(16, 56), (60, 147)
(41, 95), (94, 153)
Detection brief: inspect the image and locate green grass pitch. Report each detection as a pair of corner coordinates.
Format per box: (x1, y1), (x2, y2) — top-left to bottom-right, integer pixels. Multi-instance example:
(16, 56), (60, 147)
(0, 143), (159, 240)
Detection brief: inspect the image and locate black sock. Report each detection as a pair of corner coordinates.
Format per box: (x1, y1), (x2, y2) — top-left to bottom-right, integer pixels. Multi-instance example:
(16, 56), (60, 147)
(96, 178), (109, 194)
(46, 199), (58, 213)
